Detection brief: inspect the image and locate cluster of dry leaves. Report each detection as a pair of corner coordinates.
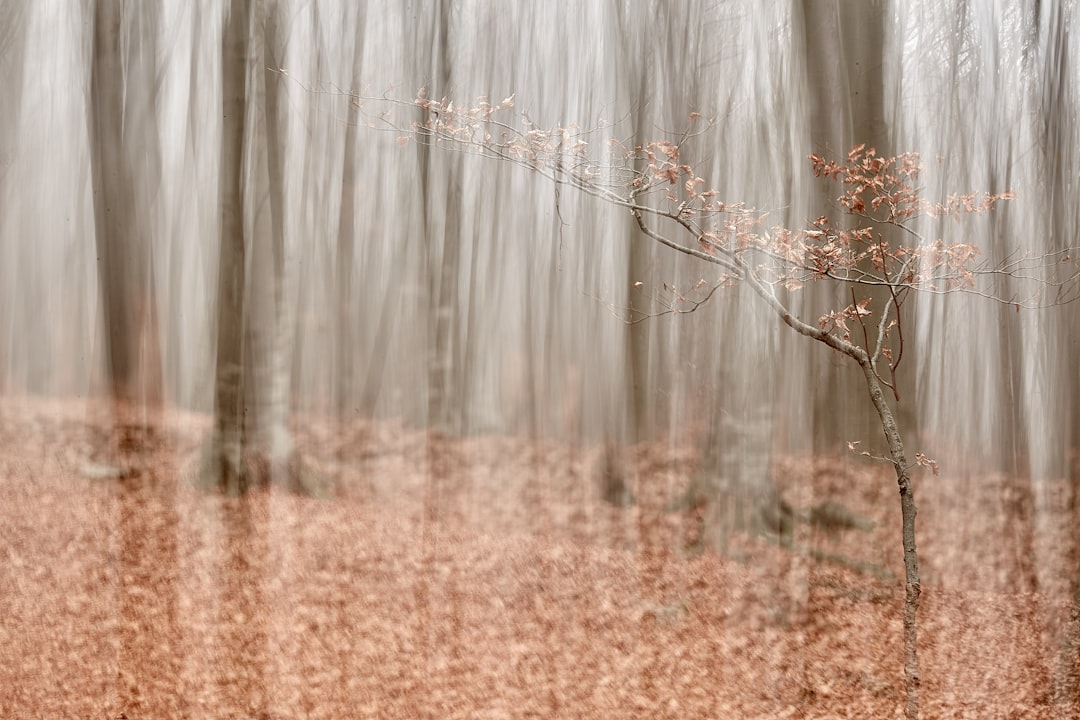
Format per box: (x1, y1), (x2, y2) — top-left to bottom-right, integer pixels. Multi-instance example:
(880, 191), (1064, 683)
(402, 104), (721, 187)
(403, 96), (1014, 300)
(1, 396), (1076, 718)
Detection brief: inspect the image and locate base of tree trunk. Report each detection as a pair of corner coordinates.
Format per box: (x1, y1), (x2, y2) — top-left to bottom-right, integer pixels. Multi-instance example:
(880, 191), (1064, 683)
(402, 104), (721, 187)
(668, 474), (795, 554)
(597, 443), (636, 507)
(197, 440), (332, 498)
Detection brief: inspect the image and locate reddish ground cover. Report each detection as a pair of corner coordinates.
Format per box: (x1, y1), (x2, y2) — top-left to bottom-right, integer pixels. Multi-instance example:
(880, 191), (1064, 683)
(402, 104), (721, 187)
(0, 396), (1075, 718)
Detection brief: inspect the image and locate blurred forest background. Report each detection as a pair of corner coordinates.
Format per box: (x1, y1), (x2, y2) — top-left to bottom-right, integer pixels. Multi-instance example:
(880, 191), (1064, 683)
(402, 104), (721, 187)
(2, 0), (1078, 521)
(3, 0), (1080, 716)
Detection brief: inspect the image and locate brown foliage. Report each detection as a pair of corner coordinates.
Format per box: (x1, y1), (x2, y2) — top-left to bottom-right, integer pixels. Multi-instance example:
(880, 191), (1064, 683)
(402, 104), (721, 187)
(0, 397), (1072, 719)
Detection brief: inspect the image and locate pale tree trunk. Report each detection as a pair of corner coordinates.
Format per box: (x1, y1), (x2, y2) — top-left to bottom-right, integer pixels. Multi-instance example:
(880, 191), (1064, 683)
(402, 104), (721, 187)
(604, 5), (663, 510)
(611, 3), (785, 546)
(208, 0), (315, 495)
(210, 0), (253, 494)
(0, 1), (27, 393)
(1038, 1), (1080, 706)
(797, 0), (909, 454)
(334, 3), (366, 420)
(252, 0), (296, 473)
(422, 0), (465, 434)
(695, 298), (785, 549)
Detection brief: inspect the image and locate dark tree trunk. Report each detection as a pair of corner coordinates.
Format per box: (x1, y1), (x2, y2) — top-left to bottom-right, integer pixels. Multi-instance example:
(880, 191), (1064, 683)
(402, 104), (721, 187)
(210, 0), (253, 494)
(89, 0), (163, 414)
(88, 5), (176, 715)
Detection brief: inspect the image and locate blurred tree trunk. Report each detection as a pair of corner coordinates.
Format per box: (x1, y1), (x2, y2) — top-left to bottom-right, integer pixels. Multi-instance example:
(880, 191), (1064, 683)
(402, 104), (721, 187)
(415, 0), (464, 434)
(0, 1), (27, 393)
(209, 0), (315, 495)
(798, 0), (907, 454)
(88, 5), (179, 716)
(612, 2), (786, 548)
(89, 0), (163, 417)
(1036, 1), (1080, 706)
(207, 0), (272, 709)
(210, 0), (253, 494)
(335, 3), (366, 420)
(251, 0), (298, 477)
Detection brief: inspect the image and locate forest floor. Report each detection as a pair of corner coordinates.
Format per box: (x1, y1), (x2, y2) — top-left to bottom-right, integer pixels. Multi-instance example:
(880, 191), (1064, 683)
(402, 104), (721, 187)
(1, 396), (1078, 719)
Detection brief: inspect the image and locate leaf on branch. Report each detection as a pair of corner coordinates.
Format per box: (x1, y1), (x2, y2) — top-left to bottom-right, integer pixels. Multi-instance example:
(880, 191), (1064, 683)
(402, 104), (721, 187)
(914, 452), (940, 476)
(653, 164), (680, 184)
(818, 309), (851, 341)
(846, 440), (872, 458)
(655, 141), (679, 160)
(685, 176), (704, 197)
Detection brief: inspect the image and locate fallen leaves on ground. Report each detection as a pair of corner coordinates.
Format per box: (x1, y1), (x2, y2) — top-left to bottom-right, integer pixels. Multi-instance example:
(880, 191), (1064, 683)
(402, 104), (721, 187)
(0, 396), (1075, 719)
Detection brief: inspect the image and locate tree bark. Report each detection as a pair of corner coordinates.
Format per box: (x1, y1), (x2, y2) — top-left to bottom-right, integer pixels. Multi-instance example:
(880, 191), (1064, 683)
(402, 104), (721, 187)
(743, 268), (922, 719)
(209, 0), (319, 495)
(89, 0), (163, 413)
(857, 356), (921, 720)
(211, 0), (253, 494)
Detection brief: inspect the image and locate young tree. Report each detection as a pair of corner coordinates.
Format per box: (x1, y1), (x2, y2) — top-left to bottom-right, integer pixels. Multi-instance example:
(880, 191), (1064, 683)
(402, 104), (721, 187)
(380, 94), (1080, 720)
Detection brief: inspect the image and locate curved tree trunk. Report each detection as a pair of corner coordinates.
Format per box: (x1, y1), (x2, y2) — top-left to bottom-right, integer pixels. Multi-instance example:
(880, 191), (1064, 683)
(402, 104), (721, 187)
(747, 269), (923, 719)
(857, 356), (921, 720)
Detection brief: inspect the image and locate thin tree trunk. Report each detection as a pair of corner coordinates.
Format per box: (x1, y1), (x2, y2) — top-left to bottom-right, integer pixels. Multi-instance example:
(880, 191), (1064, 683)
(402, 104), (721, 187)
(857, 356), (921, 720)
(335, 3), (365, 421)
(742, 267), (922, 718)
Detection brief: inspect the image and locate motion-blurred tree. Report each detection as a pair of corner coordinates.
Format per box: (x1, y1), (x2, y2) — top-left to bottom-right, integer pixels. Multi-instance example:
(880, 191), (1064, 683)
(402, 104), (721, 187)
(89, 0), (163, 423)
(207, 0), (316, 495)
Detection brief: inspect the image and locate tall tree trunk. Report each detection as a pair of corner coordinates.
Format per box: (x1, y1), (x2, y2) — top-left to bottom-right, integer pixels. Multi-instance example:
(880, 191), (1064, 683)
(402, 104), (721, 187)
(207, 0), (270, 711)
(89, 0), (164, 416)
(402, 0), (466, 434)
(211, 0), (253, 494)
(335, 3), (366, 421)
(88, 4), (177, 716)
(252, 0), (295, 473)
(798, 0), (914, 454)
(0, 0), (28, 394)
(208, 0), (321, 496)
